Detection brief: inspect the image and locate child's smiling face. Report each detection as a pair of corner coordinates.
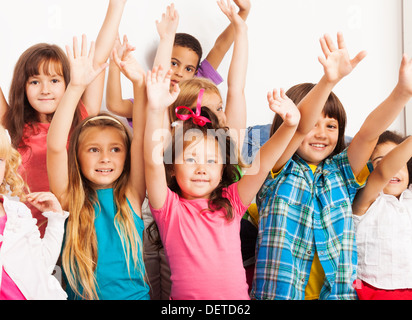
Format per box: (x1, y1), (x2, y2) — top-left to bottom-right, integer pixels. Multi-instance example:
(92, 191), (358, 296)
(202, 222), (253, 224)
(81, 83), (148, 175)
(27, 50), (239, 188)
(296, 113), (339, 166)
(78, 126), (127, 189)
(173, 134), (223, 200)
(25, 61), (66, 123)
(170, 45), (200, 88)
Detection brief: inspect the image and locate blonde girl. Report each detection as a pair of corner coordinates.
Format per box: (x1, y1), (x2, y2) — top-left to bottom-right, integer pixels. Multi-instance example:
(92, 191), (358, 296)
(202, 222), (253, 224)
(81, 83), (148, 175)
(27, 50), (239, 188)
(47, 36), (148, 300)
(0, 125), (68, 300)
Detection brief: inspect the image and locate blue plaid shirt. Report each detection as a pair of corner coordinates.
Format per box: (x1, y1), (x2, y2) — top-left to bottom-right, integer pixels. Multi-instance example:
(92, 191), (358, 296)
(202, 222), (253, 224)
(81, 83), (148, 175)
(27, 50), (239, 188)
(251, 149), (370, 300)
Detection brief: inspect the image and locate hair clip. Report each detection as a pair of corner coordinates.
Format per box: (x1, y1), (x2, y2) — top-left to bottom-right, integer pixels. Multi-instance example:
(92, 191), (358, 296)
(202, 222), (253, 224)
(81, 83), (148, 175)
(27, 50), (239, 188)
(175, 89), (211, 127)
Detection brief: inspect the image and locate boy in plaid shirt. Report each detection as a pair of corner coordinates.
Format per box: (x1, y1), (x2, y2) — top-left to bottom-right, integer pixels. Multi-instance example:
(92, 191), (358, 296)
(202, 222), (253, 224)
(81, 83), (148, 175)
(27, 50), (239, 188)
(251, 33), (412, 299)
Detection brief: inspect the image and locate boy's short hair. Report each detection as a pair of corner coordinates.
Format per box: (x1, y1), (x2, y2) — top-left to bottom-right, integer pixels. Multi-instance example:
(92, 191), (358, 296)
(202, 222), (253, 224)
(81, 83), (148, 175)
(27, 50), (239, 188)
(174, 33), (203, 70)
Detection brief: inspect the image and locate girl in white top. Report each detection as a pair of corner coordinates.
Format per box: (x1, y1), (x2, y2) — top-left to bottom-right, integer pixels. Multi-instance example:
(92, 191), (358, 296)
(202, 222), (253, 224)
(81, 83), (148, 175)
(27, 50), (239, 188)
(353, 130), (412, 299)
(0, 125), (68, 300)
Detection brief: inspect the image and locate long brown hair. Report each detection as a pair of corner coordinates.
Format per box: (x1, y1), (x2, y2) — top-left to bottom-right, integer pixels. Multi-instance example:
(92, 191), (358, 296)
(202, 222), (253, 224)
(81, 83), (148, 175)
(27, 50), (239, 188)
(62, 113), (146, 299)
(4, 43), (82, 150)
(270, 83), (347, 158)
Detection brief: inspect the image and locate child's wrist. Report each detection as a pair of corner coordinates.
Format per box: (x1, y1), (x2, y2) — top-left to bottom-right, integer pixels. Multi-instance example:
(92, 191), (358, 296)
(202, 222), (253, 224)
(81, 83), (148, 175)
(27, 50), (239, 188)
(67, 82), (88, 93)
(393, 82), (412, 100)
(320, 75), (339, 88)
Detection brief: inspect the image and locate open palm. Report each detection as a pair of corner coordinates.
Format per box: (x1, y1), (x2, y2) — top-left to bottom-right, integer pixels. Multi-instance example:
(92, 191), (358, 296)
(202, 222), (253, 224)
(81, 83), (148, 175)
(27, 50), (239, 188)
(66, 35), (108, 88)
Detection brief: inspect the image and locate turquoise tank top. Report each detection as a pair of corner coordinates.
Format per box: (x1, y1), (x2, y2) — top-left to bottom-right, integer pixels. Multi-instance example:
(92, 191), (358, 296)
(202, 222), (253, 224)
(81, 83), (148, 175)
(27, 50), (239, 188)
(66, 188), (150, 300)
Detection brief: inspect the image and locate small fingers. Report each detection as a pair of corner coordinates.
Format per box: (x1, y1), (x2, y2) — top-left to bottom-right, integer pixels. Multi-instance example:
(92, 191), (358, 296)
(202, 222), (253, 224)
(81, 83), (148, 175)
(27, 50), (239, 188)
(336, 31), (346, 50)
(323, 33), (337, 52)
(81, 34), (88, 57)
(351, 50), (367, 68)
(319, 37), (331, 58)
(72, 36), (79, 59)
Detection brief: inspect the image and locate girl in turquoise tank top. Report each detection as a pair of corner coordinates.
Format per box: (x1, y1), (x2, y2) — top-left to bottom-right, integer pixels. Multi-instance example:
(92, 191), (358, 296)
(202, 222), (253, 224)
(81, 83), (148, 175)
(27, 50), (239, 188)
(47, 35), (149, 300)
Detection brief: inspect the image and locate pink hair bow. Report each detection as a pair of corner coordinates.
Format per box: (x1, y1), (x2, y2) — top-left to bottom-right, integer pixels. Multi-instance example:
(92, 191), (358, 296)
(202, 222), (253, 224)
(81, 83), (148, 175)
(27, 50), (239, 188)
(175, 89), (211, 126)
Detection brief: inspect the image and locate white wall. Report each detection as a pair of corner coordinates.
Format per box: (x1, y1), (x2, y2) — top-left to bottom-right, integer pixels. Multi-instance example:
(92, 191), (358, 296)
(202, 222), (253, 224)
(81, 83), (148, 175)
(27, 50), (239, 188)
(404, 0), (412, 135)
(0, 0), (405, 137)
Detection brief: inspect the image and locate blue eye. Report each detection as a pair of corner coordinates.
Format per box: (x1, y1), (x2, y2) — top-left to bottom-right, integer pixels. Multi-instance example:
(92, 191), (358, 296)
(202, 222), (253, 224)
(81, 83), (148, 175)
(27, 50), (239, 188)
(185, 157), (196, 164)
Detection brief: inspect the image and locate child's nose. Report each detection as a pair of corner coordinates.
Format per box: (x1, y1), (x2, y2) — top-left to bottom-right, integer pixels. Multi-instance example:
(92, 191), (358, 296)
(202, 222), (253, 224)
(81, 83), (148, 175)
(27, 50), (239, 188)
(314, 125), (327, 138)
(40, 82), (50, 94)
(174, 66), (184, 77)
(99, 151), (111, 162)
(195, 164), (206, 175)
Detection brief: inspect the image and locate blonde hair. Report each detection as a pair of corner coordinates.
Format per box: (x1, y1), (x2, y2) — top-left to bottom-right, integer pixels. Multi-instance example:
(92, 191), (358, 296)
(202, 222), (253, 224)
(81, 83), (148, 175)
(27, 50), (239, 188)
(169, 77), (222, 124)
(62, 113), (147, 299)
(0, 125), (29, 200)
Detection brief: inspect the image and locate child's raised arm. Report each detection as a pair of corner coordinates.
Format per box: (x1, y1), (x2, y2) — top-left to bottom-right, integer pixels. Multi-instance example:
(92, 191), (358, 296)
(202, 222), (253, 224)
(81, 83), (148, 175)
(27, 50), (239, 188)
(348, 54), (412, 176)
(152, 4), (179, 71)
(144, 66), (180, 210)
(47, 36), (108, 206)
(217, 0), (248, 143)
(112, 40), (148, 207)
(82, 0), (127, 116)
(205, 0), (251, 70)
(106, 35), (135, 118)
(238, 89), (300, 205)
(352, 135), (412, 216)
(272, 32), (367, 172)
(0, 86), (8, 125)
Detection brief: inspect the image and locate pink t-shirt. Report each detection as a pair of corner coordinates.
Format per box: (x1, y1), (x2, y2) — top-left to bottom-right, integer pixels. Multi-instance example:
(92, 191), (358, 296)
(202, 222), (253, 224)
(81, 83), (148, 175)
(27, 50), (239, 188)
(149, 182), (250, 300)
(0, 214), (26, 300)
(18, 101), (88, 237)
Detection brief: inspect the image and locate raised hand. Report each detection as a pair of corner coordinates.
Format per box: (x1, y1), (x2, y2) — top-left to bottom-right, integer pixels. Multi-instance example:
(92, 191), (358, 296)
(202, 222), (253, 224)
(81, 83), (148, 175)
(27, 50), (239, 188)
(217, 0), (247, 31)
(111, 35), (145, 83)
(146, 65), (180, 111)
(233, 0), (251, 14)
(26, 192), (64, 214)
(318, 32), (366, 85)
(267, 88), (300, 127)
(156, 3), (179, 39)
(65, 34), (108, 88)
(397, 53), (412, 97)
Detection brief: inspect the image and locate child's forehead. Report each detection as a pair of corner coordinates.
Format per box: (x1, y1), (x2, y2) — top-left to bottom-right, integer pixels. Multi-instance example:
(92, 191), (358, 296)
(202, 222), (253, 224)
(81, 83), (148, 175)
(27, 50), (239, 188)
(320, 113), (338, 121)
(172, 46), (200, 63)
(32, 59), (64, 77)
(79, 126), (126, 145)
(182, 134), (221, 155)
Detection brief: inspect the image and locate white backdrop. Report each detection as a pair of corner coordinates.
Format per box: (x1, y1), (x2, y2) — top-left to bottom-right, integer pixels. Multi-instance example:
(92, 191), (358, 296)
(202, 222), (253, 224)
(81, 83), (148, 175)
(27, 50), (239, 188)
(0, 0), (405, 137)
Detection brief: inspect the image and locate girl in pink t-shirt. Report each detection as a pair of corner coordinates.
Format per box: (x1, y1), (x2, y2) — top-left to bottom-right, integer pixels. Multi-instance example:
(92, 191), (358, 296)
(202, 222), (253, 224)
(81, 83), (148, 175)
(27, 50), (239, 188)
(0, 0), (128, 237)
(144, 60), (300, 299)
